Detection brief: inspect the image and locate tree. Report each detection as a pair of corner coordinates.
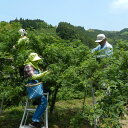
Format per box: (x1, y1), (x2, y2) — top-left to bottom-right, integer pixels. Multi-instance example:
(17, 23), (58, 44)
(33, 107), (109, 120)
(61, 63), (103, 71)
(56, 22), (78, 40)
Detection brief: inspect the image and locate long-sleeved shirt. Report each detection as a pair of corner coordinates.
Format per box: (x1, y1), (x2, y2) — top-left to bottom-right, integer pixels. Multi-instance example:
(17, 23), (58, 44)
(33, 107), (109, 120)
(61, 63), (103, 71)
(24, 64), (35, 78)
(17, 36), (29, 50)
(24, 64), (49, 80)
(92, 41), (113, 58)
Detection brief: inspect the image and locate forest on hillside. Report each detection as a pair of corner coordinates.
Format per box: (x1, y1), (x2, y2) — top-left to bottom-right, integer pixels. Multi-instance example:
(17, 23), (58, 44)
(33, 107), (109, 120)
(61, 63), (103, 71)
(0, 19), (128, 128)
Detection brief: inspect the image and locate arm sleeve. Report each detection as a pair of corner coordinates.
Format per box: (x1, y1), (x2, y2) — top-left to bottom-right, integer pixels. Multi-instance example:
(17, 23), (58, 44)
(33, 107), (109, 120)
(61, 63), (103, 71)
(32, 71), (50, 80)
(96, 47), (113, 58)
(105, 47), (113, 56)
(17, 37), (29, 48)
(24, 65), (50, 80)
(24, 65), (35, 77)
(91, 45), (100, 53)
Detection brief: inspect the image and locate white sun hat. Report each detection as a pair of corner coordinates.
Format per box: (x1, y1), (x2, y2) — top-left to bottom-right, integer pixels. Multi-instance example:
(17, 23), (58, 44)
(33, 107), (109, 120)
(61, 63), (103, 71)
(18, 29), (27, 36)
(95, 34), (106, 43)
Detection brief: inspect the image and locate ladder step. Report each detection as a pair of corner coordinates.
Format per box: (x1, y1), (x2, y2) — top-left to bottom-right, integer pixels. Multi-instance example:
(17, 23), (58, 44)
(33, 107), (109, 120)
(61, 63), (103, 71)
(20, 125), (46, 128)
(26, 108), (36, 111)
(20, 125), (33, 128)
(19, 93), (49, 128)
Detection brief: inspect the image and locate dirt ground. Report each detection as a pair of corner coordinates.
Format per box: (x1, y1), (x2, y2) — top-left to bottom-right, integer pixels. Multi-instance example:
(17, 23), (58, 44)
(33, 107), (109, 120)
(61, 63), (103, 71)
(120, 115), (128, 128)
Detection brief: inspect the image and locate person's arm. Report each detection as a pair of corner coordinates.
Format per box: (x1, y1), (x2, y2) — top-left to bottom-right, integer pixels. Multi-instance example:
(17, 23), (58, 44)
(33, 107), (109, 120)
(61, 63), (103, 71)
(24, 65), (50, 80)
(17, 37), (29, 48)
(105, 47), (113, 56)
(91, 48), (97, 53)
(32, 71), (50, 80)
(96, 47), (113, 58)
(91, 45), (100, 53)
(24, 65), (35, 77)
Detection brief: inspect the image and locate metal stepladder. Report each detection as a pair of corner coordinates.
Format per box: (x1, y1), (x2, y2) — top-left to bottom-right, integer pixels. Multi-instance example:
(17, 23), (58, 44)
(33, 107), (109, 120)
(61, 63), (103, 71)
(19, 92), (49, 128)
(0, 96), (4, 114)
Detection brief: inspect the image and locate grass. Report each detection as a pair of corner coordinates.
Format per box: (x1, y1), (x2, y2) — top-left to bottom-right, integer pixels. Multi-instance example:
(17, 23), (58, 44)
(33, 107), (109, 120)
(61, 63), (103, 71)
(0, 106), (23, 128)
(49, 99), (91, 128)
(0, 98), (92, 128)
(0, 98), (128, 128)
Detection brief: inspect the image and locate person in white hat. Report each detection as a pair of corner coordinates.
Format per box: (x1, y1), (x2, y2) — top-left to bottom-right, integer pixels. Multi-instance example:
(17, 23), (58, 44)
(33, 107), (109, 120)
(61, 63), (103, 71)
(17, 28), (29, 48)
(13, 29), (29, 49)
(19, 28), (27, 36)
(92, 34), (113, 58)
(91, 34), (113, 98)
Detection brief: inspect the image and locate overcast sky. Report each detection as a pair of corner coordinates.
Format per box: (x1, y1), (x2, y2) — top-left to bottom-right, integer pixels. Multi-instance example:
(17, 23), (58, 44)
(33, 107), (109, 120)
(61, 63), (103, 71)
(0, 0), (128, 31)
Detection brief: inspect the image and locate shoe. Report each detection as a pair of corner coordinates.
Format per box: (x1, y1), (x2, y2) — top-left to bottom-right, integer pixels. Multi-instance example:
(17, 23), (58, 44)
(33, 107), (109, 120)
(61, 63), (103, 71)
(29, 121), (41, 128)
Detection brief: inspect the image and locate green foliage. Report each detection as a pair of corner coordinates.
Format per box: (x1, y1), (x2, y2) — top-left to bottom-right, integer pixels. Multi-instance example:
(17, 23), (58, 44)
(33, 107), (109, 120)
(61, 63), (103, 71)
(10, 18), (53, 30)
(0, 20), (128, 127)
(56, 22), (95, 48)
(56, 22), (78, 40)
(70, 112), (86, 128)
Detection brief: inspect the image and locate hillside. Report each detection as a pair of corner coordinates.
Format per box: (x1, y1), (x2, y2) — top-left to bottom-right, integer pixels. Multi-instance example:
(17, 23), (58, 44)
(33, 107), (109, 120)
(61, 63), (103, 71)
(10, 18), (128, 47)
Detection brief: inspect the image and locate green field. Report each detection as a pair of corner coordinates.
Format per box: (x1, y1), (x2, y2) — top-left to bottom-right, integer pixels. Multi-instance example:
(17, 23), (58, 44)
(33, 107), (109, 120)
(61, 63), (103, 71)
(0, 99), (128, 128)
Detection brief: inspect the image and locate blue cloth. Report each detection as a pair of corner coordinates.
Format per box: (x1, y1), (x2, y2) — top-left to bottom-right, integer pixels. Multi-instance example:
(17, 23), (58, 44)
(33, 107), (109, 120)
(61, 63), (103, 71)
(26, 69), (47, 122)
(92, 41), (113, 58)
(26, 80), (43, 99)
(32, 95), (47, 122)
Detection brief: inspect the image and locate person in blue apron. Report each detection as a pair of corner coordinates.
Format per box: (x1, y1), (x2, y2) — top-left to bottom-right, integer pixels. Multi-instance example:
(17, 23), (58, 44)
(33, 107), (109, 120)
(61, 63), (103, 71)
(24, 52), (50, 128)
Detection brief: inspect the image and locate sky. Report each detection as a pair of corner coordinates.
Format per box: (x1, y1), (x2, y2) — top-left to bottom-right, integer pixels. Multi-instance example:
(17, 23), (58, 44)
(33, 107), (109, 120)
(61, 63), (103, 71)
(0, 0), (128, 31)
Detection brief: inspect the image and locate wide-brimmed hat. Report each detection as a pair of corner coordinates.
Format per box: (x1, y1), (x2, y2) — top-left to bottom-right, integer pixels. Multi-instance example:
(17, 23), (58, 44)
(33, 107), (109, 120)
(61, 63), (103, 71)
(28, 53), (42, 62)
(95, 34), (106, 43)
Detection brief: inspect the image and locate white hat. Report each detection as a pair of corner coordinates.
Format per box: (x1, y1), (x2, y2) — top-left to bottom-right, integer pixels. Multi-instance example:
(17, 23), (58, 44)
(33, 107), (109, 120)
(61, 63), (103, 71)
(95, 34), (106, 43)
(18, 29), (27, 36)
(28, 53), (42, 62)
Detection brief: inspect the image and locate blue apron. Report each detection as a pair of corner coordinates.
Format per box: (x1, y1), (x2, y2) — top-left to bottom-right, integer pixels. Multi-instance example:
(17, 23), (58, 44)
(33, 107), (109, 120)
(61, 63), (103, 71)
(26, 70), (43, 99)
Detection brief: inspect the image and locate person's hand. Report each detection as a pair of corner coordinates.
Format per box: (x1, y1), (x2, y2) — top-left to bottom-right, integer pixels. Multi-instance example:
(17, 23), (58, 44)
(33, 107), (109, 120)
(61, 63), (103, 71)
(46, 70), (53, 74)
(13, 45), (16, 49)
(46, 67), (53, 73)
(43, 70), (52, 75)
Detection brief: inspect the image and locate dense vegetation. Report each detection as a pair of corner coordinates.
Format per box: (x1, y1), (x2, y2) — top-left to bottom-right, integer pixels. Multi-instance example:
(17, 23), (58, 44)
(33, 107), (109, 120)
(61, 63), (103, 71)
(0, 19), (128, 128)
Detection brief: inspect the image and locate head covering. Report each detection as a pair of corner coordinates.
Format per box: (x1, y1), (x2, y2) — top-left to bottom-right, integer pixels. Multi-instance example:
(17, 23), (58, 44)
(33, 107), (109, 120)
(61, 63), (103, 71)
(19, 29), (27, 36)
(24, 53), (42, 70)
(28, 53), (42, 62)
(95, 34), (106, 43)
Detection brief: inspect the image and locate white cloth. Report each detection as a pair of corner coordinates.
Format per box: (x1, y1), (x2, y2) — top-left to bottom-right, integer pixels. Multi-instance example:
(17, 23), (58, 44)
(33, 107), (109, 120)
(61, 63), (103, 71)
(92, 41), (113, 58)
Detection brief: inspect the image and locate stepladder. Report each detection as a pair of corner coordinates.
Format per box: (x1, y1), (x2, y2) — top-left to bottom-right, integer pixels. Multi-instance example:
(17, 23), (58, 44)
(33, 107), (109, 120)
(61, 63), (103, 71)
(19, 93), (49, 128)
(0, 96), (4, 114)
